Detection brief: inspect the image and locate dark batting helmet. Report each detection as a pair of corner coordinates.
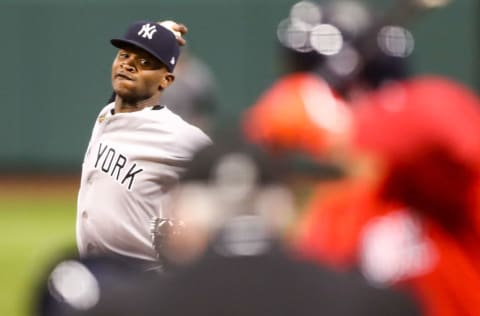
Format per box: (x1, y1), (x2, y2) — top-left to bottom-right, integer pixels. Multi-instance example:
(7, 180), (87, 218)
(276, 0), (413, 96)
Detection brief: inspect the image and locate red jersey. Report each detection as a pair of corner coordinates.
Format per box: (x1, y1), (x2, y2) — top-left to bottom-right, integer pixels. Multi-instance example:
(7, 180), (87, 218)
(295, 76), (480, 316)
(296, 179), (480, 316)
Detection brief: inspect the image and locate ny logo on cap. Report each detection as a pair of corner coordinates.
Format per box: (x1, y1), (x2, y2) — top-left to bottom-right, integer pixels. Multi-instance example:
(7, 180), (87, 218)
(138, 23), (157, 40)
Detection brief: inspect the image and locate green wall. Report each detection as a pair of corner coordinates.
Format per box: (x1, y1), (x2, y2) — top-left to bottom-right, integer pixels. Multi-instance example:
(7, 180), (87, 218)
(0, 0), (477, 171)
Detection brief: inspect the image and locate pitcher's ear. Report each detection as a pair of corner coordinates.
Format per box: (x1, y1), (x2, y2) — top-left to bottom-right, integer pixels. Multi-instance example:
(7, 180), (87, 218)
(159, 74), (175, 90)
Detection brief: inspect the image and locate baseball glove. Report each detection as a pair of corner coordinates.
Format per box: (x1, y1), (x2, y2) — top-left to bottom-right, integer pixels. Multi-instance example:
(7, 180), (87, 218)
(149, 217), (185, 270)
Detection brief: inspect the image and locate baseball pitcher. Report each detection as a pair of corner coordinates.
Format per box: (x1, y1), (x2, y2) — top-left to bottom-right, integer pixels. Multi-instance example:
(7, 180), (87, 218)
(76, 20), (211, 271)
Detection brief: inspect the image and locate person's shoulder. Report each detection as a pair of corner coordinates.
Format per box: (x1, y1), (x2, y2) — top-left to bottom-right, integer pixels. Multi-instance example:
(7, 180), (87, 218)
(159, 106), (210, 133)
(89, 102), (114, 126)
(178, 116), (213, 148)
(96, 102), (115, 118)
(149, 106), (212, 147)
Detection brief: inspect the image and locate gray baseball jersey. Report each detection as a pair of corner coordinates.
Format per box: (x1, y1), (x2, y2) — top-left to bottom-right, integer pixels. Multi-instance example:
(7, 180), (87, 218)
(76, 102), (212, 262)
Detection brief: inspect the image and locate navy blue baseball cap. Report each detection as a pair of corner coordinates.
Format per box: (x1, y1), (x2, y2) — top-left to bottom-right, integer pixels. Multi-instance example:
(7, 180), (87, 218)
(111, 20), (180, 72)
